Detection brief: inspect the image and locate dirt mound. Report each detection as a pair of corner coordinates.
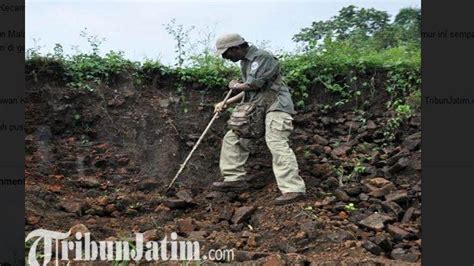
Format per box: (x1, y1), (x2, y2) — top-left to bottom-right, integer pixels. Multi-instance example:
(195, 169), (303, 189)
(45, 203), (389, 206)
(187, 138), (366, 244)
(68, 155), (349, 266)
(25, 77), (421, 264)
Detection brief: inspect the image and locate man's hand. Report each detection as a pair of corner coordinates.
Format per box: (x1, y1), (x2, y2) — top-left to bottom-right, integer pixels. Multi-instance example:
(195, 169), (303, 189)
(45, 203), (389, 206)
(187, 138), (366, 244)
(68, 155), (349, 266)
(214, 101), (228, 113)
(228, 80), (240, 90)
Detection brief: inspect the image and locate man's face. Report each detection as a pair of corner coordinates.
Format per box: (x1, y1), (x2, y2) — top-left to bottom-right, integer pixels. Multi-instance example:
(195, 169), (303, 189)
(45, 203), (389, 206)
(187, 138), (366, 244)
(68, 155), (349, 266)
(222, 47), (241, 62)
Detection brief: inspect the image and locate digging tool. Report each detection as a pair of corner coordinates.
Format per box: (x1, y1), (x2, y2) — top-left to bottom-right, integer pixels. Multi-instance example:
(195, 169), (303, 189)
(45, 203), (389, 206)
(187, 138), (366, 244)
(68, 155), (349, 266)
(166, 88), (234, 190)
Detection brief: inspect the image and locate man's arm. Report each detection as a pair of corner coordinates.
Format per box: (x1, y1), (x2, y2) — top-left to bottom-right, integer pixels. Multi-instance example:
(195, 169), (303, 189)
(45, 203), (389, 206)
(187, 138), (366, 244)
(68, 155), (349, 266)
(229, 81), (257, 91)
(226, 91), (245, 104)
(214, 91), (244, 113)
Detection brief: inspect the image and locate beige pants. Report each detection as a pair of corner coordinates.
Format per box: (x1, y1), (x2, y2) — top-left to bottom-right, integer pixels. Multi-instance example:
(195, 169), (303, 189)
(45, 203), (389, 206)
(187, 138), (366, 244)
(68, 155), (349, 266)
(219, 111), (306, 193)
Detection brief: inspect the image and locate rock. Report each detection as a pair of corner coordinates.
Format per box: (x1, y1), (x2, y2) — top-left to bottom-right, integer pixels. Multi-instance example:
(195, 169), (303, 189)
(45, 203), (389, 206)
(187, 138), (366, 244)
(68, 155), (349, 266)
(187, 231), (208, 240)
(402, 132), (421, 151)
(264, 254), (285, 266)
(26, 211), (41, 225)
(125, 208), (138, 216)
(163, 199), (194, 209)
(384, 191), (408, 203)
(386, 224), (410, 240)
(177, 218), (196, 233)
(403, 138), (421, 151)
(315, 196), (336, 207)
(77, 176), (100, 188)
(323, 146), (332, 154)
(234, 250), (268, 262)
(326, 230), (355, 242)
(364, 177), (392, 189)
(313, 134), (329, 146)
(143, 229), (159, 241)
(362, 241), (382, 255)
(247, 233), (258, 247)
(159, 98), (170, 108)
(415, 239), (422, 246)
(401, 207), (415, 223)
(333, 189), (350, 202)
(205, 191), (225, 199)
(96, 196), (108, 206)
(366, 120), (377, 130)
(219, 206), (234, 221)
(176, 189), (194, 203)
(345, 121), (360, 129)
(321, 177), (339, 191)
(115, 154), (130, 165)
(93, 158), (108, 168)
(381, 201), (403, 218)
(238, 192), (251, 201)
(333, 202), (347, 212)
(344, 186), (362, 196)
(386, 151), (408, 166)
(295, 231), (307, 239)
(409, 154), (422, 171)
(391, 248), (420, 262)
(232, 206), (256, 224)
(308, 144), (325, 154)
(47, 183), (63, 193)
(107, 97), (125, 107)
(137, 179), (160, 191)
(374, 234), (393, 251)
(299, 220), (323, 238)
(358, 213), (393, 231)
(320, 117), (333, 125)
(368, 183), (397, 198)
(230, 224), (244, 232)
(387, 157), (410, 174)
(105, 204), (116, 214)
(276, 242), (297, 253)
(332, 144), (351, 157)
(59, 201), (84, 215)
(69, 224), (90, 236)
(294, 112), (314, 124)
(344, 240), (357, 248)
(339, 211), (349, 220)
(310, 163), (333, 178)
(359, 193), (369, 201)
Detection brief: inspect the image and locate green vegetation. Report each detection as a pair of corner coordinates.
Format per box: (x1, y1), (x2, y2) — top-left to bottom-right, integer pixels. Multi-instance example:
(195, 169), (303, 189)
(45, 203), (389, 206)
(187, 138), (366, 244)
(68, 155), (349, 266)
(344, 203), (357, 212)
(26, 6), (420, 142)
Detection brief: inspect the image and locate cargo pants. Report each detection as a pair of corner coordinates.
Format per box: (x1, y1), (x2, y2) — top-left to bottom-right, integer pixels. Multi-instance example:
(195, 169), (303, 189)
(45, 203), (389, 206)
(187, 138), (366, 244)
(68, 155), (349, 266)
(219, 111), (306, 193)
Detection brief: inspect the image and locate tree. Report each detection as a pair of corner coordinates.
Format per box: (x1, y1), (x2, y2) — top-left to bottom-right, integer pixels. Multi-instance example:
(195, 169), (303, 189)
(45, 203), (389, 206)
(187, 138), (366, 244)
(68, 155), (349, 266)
(293, 5), (390, 48)
(394, 7), (421, 43)
(293, 6), (420, 50)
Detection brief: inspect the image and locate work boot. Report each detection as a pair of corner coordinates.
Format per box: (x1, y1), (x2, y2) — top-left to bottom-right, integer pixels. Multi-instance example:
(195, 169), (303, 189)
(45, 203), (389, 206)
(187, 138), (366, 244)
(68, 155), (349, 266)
(212, 181), (249, 192)
(274, 192), (306, 205)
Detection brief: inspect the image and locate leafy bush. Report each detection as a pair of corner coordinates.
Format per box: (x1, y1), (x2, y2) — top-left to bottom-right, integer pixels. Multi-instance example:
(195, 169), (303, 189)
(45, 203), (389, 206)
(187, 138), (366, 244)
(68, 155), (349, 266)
(176, 53), (239, 89)
(280, 38), (420, 107)
(65, 51), (138, 90)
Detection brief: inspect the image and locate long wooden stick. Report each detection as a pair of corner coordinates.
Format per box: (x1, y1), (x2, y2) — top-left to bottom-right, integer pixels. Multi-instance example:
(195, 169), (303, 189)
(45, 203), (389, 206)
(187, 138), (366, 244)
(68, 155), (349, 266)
(167, 89), (234, 189)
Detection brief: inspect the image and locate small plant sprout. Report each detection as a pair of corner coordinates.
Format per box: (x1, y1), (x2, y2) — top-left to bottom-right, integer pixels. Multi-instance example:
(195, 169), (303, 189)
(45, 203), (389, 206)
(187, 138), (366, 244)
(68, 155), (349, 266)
(344, 203), (357, 212)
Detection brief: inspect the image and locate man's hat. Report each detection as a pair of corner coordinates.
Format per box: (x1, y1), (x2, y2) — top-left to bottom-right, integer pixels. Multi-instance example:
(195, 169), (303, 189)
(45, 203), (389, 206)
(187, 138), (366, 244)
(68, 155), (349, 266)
(215, 33), (246, 56)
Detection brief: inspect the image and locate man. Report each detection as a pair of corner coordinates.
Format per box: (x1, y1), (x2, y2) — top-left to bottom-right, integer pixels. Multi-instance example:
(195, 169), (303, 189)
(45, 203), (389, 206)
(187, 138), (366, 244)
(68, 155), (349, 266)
(212, 33), (306, 205)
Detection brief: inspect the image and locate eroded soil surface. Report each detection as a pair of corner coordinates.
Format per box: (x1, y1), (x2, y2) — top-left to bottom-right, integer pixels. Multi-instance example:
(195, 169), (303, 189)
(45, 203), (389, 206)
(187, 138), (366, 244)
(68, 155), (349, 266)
(25, 78), (421, 265)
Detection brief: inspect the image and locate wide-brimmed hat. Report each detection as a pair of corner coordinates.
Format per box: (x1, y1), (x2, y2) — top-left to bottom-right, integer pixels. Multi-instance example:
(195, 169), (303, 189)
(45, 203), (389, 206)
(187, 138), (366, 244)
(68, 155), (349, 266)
(215, 33), (246, 55)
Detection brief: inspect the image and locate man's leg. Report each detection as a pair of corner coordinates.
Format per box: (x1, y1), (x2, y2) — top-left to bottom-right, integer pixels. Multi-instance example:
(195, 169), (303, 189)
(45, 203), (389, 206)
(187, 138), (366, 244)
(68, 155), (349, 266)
(265, 111), (306, 197)
(219, 129), (250, 182)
